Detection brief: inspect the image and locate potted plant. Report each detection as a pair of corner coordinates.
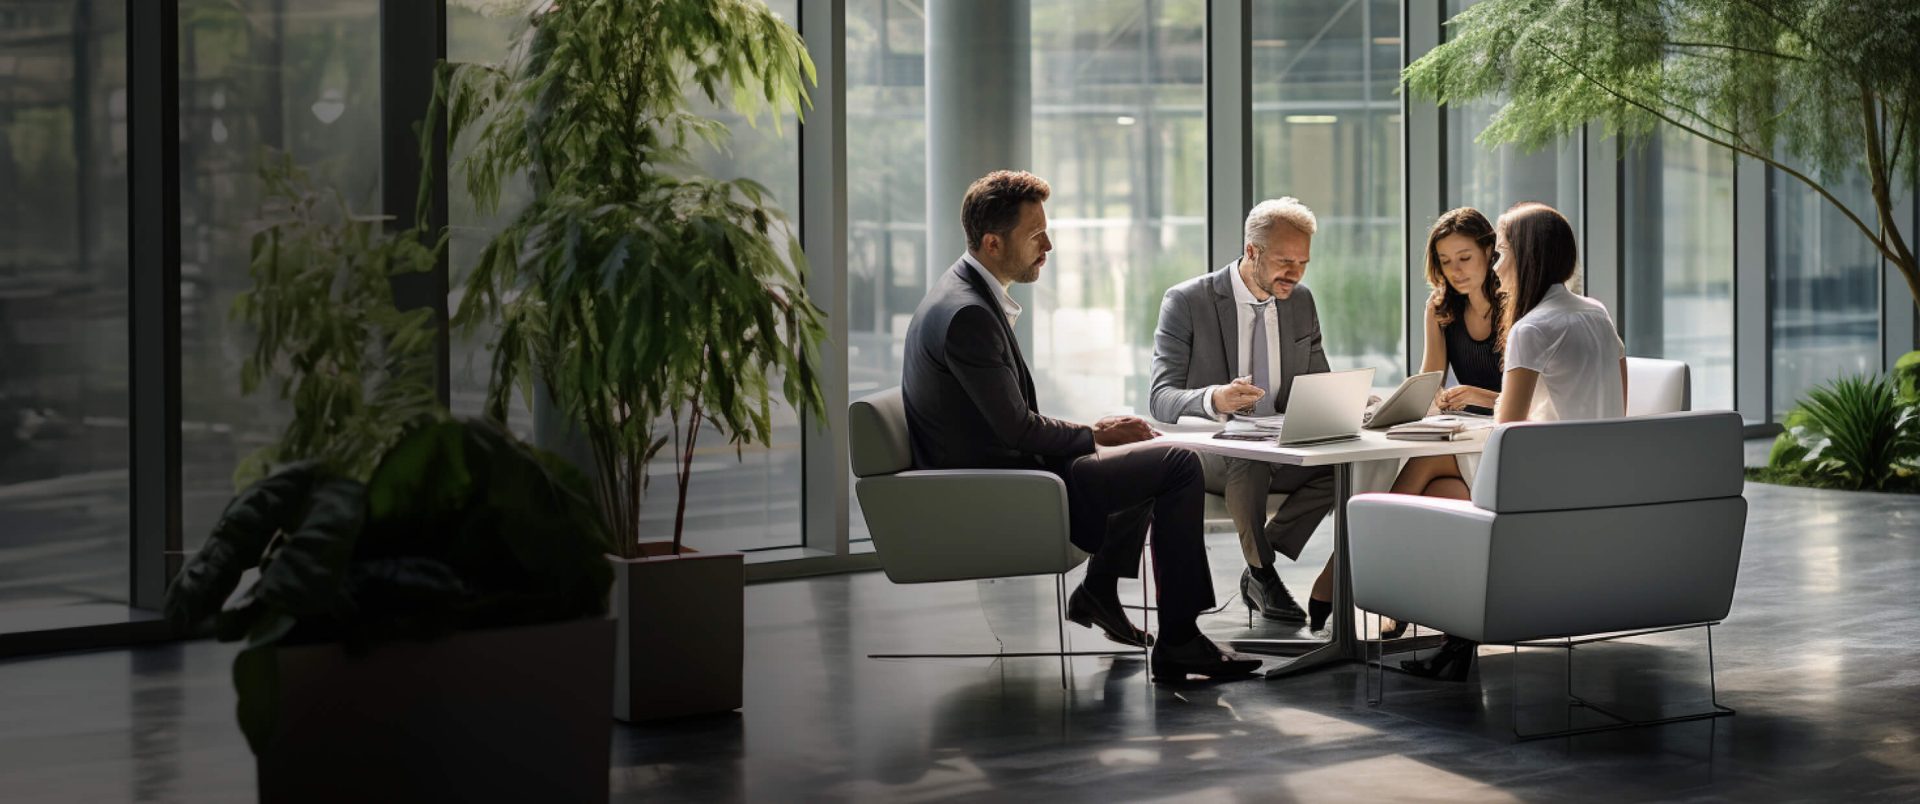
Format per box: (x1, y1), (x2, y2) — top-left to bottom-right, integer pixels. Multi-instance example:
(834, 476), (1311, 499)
(166, 419), (617, 802)
(430, 1), (827, 720)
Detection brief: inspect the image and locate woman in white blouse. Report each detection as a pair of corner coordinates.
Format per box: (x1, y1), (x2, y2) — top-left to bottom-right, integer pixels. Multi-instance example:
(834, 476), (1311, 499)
(1398, 201), (1628, 681)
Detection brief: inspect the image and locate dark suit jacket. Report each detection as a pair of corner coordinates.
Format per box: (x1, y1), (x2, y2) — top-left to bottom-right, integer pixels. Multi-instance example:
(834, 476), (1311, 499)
(1148, 260), (1331, 424)
(903, 259), (1095, 474)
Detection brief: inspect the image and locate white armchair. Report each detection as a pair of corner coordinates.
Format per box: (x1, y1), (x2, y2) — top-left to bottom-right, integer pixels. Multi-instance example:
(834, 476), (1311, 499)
(1348, 411), (1746, 737)
(849, 388), (1128, 681)
(1625, 356), (1691, 416)
(850, 388), (1085, 583)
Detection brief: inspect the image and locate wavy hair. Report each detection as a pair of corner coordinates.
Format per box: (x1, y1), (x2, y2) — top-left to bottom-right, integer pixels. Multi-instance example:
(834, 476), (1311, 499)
(1423, 207), (1502, 337)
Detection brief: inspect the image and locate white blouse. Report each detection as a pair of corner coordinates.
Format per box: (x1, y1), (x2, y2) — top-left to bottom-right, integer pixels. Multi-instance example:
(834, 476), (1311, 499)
(1504, 284), (1625, 422)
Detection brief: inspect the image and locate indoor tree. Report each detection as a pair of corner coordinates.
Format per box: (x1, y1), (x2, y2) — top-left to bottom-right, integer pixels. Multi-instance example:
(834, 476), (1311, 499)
(432, 0), (826, 555)
(1405, 0), (1919, 307)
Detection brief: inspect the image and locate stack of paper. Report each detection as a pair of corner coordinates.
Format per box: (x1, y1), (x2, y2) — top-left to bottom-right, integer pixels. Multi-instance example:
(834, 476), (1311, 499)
(1224, 414), (1286, 433)
(1385, 415), (1494, 441)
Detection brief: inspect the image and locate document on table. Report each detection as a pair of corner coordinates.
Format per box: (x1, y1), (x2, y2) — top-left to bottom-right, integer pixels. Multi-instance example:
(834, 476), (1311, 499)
(1384, 415), (1494, 441)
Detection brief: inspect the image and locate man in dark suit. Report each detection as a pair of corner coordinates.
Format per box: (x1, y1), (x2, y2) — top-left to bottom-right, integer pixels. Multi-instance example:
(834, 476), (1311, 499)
(1149, 199), (1339, 631)
(903, 170), (1259, 683)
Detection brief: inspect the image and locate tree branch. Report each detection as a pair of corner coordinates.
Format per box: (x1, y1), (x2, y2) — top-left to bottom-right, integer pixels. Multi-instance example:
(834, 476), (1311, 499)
(1861, 83), (1917, 284)
(1659, 40), (1805, 62)
(1532, 42), (1898, 268)
(1729, 0), (1844, 66)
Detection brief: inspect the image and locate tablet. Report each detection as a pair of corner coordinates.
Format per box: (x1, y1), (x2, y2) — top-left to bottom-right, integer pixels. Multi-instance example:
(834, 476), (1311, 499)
(1362, 371), (1444, 430)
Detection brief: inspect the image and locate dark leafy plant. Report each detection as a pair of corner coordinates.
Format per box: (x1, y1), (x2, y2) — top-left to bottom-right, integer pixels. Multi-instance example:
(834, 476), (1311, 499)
(1766, 374), (1920, 491)
(1406, 1), (1920, 309)
(230, 152), (443, 487)
(428, 0), (827, 557)
(165, 419), (613, 754)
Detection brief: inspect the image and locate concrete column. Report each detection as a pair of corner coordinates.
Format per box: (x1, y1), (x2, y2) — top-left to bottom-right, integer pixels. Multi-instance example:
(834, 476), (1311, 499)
(926, 0), (1030, 324)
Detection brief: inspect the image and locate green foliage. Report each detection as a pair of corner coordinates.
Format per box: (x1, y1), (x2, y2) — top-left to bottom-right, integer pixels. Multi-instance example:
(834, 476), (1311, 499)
(230, 153), (444, 487)
(1406, 0), (1920, 308)
(1765, 374), (1920, 491)
(431, 0), (826, 556)
(1894, 349), (1920, 401)
(165, 419), (613, 755)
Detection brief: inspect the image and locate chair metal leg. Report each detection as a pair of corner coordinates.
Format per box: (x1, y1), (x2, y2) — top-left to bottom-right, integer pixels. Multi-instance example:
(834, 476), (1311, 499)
(867, 573), (1144, 667)
(1056, 574), (1069, 689)
(1505, 623), (1736, 742)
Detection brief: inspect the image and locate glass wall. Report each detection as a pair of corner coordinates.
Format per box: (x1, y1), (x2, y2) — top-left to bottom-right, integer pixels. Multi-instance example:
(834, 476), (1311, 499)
(1771, 171), (1882, 417)
(1251, 0), (1403, 381)
(177, 0), (384, 551)
(1621, 127), (1735, 410)
(1442, 1), (1582, 252)
(846, 0), (928, 543)
(0, 0), (130, 614)
(1027, 0), (1209, 421)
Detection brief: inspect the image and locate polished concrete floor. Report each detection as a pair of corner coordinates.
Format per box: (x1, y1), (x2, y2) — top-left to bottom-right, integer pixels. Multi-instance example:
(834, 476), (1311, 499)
(1, 475), (1916, 802)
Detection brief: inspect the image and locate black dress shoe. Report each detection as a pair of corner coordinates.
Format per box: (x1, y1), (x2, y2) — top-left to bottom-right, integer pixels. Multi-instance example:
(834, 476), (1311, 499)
(1241, 568), (1308, 622)
(1066, 585), (1153, 648)
(1150, 633), (1263, 683)
(1400, 635), (1477, 681)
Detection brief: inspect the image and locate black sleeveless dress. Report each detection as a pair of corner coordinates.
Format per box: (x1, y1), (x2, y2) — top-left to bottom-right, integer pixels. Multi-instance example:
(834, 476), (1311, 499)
(1443, 318), (1502, 414)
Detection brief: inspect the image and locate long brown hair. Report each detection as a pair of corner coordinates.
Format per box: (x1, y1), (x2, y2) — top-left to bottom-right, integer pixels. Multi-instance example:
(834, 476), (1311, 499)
(1495, 202), (1579, 353)
(1423, 207), (1502, 336)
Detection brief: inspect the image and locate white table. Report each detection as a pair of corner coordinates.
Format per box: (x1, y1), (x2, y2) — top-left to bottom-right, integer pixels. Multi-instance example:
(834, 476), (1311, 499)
(1161, 424), (1486, 678)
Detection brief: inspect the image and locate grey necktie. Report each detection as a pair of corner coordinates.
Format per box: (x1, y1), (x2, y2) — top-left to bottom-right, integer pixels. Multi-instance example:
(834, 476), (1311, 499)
(1250, 301), (1275, 415)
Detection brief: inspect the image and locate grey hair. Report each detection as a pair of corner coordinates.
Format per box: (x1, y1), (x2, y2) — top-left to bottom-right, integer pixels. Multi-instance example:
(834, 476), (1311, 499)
(1243, 197), (1318, 250)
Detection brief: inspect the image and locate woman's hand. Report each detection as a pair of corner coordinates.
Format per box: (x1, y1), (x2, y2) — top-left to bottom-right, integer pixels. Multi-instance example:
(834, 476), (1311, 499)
(1436, 385), (1497, 411)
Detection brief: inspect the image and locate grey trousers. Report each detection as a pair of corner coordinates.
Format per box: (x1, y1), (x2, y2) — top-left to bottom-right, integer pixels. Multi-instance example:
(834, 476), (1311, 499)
(1219, 456), (1335, 569)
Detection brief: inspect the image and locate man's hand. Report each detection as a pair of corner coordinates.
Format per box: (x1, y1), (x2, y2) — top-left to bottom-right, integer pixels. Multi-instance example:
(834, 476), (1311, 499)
(1436, 385), (1497, 411)
(1092, 415), (1160, 446)
(1210, 377), (1265, 415)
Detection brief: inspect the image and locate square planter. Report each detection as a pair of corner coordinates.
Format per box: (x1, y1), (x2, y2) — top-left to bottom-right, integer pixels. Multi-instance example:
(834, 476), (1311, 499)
(611, 544), (744, 721)
(256, 617), (614, 803)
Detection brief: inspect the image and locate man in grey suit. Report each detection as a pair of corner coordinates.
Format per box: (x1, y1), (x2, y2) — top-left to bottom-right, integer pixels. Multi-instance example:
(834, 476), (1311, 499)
(904, 170), (1260, 682)
(1149, 198), (1338, 629)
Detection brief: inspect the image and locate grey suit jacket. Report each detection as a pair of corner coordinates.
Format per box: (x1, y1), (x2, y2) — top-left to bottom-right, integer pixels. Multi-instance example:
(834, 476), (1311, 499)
(1149, 260), (1331, 424)
(902, 259), (1095, 475)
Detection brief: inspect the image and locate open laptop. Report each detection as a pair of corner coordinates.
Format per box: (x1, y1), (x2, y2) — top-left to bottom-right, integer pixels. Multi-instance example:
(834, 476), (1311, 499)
(1229, 367), (1375, 446)
(1362, 370), (1443, 430)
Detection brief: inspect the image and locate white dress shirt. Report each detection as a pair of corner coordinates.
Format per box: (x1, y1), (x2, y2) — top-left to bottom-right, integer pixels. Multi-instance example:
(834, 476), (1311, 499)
(962, 252), (1022, 330)
(1504, 283), (1626, 422)
(1201, 258), (1283, 419)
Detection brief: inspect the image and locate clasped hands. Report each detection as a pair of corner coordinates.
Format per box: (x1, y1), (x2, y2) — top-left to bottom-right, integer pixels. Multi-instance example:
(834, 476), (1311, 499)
(1435, 385), (1497, 412)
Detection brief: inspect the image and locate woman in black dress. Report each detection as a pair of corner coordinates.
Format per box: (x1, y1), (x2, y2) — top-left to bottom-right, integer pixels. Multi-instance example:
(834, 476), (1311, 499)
(1361, 207), (1503, 641)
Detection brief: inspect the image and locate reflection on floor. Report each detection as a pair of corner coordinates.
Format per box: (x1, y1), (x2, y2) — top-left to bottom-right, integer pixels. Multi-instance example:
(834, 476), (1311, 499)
(1, 477), (1916, 801)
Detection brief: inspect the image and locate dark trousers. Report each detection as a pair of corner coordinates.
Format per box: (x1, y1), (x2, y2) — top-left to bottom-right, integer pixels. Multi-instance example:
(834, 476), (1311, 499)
(1062, 442), (1215, 622)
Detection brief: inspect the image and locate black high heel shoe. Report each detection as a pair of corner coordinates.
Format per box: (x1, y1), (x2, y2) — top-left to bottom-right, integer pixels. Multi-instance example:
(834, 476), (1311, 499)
(1308, 598), (1332, 632)
(1400, 635), (1476, 681)
(1379, 617), (1408, 640)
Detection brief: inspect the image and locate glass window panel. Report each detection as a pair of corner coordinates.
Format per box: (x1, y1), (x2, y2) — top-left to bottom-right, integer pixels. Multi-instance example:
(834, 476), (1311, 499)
(1251, 0), (1404, 381)
(1443, 1), (1582, 250)
(1621, 128), (1735, 411)
(177, 1), (383, 552)
(1771, 170), (1881, 418)
(0, 1), (131, 614)
(1028, 0), (1209, 422)
(846, 0), (928, 544)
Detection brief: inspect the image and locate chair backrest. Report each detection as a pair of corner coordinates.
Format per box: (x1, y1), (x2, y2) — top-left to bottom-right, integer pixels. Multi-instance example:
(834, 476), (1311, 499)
(850, 387), (914, 477)
(1472, 411), (1744, 513)
(1625, 356), (1690, 416)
